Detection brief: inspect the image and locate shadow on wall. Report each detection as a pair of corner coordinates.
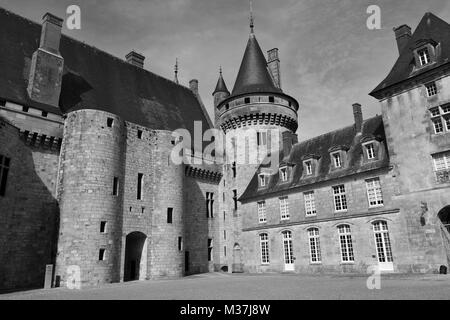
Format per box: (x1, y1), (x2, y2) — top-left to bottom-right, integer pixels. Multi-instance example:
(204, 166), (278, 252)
(0, 121), (60, 293)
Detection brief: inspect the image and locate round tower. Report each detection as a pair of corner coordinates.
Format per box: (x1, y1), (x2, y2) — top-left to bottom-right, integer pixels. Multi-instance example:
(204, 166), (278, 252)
(213, 67), (230, 126)
(215, 11), (299, 272)
(55, 109), (126, 288)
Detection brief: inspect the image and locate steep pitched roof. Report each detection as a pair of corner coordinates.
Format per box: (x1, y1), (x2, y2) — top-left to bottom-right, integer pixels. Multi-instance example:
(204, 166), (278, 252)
(371, 12), (450, 96)
(240, 116), (389, 202)
(213, 72), (230, 95)
(231, 33), (282, 96)
(0, 7), (212, 133)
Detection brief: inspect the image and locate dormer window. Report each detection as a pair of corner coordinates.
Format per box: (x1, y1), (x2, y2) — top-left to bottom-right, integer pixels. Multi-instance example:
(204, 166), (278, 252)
(365, 143), (376, 160)
(418, 48), (431, 66)
(305, 161), (313, 175)
(332, 152), (342, 168)
(259, 173), (269, 187)
(279, 167), (288, 182)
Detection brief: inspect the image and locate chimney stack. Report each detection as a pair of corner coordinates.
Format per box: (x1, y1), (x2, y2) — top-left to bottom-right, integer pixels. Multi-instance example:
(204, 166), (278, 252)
(126, 51), (145, 69)
(27, 12), (64, 107)
(353, 103), (363, 134)
(282, 131), (298, 158)
(393, 25), (412, 55)
(267, 48), (281, 89)
(189, 79), (199, 95)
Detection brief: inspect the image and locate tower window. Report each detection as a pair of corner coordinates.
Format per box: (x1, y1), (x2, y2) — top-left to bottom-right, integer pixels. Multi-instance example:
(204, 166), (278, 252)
(112, 177), (119, 196)
(269, 96), (275, 103)
(233, 189), (238, 211)
(0, 155), (11, 197)
(167, 208), (173, 224)
(107, 118), (114, 127)
(206, 192), (214, 218)
(178, 237), (183, 251)
(208, 239), (213, 261)
(426, 82), (438, 97)
(22, 106), (29, 113)
(100, 221), (107, 233)
(418, 48), (430, 66)
(42, 111), (48, 118)
(232, 162), (237, 178)
(99, 249), (106, 261)
(137, 173), (144, 200)
(137, 130), (143, 139)
(244, 97), (251, 104)
(257, 131), (267, 146)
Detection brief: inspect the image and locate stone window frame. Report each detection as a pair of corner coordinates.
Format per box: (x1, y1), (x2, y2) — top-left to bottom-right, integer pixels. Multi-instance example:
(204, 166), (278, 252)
(332, 152), (342, 168)
(337, 224), (355, 263)
(258, 173), (270, 188)
(365, 177), (384, 208)
(429, 103), (450, 135)
(361, 136), (382, 162)
(259, 233), (270, 265)
(412, 40), (438, 71)
(98, 248), (107, 261)
(100, 221), (108, 234)
(307, 228), (322, 264)
(328, 146), (349, 171)
(333, 184), (348, 213)
(425, 82), (438, 97)
(257, 201), (267, 223)
(279, 196), (290, 221)
(304, 191), (317, 217)
(432, 151), (450, 184)
(302, 154), (321, 178)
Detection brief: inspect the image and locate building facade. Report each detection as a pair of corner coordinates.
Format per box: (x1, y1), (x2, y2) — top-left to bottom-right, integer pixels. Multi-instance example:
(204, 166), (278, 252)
(0, 7), (449, 291)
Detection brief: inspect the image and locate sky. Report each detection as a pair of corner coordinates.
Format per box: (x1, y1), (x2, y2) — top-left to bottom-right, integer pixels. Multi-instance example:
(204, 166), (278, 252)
(2, 0), (450, 141)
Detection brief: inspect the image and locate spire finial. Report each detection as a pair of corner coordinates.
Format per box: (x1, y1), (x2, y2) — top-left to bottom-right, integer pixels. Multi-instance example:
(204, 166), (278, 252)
(249, 0), (254, 34)
(174, 58), (179, 84)
(219, 66), (223, 76)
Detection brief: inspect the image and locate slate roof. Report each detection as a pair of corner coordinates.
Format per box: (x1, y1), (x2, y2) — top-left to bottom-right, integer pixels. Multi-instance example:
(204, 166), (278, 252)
(213, 72), (230, 95)
(239, 116), (389, 202)
(0, 7), (212, 133)
(231, 33), (282, 97)
(370, 12), (450, 97)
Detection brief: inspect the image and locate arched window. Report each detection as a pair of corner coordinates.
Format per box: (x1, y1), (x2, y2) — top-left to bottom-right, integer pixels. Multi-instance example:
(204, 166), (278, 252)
(259, 233), (270, 265)
(338, 225), (354, 262)
(373, 221), (393, 263)
(308, 228), (322, 263)
(282, 231), (294, 269)
(439, 207), (450, 233)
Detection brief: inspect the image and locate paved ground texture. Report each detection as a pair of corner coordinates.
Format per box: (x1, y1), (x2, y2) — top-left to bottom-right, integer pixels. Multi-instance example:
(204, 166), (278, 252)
(1, 273), (449, 300)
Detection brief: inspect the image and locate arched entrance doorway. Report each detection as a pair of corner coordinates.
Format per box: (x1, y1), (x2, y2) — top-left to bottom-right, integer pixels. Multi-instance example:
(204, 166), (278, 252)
(124, 232), (147, 282)
(232, 243), (243, 273)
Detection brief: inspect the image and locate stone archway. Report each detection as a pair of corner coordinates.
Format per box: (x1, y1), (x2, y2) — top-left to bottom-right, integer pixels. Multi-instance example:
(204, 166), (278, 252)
(124, 232), (148, 282)
(438, 206), (450, 267)
(232, 243), (243, 273)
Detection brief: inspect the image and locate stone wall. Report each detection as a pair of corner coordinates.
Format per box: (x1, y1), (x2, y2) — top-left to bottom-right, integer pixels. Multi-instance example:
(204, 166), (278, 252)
(0, 118), (59, 291)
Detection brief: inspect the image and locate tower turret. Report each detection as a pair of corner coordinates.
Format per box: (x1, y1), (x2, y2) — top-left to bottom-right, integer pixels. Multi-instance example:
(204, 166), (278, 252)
(213, 67), (230, 125)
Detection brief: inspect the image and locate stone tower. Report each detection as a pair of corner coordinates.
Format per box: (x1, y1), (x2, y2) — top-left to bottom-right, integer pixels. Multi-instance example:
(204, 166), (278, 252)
(215, 11), (299, 272)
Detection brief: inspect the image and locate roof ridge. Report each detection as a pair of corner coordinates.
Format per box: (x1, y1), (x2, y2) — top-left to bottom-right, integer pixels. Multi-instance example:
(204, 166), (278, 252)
(0, 6), (195, 95)
(295, 115), (382, 146)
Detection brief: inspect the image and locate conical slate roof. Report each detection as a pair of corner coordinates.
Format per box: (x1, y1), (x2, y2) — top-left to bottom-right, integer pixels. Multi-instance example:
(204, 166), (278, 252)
(213, 71), (230, 95)
(231, 33), (282, 96)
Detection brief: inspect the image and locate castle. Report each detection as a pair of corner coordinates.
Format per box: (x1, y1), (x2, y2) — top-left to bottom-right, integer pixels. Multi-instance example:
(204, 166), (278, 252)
(0, 7), (449, 291)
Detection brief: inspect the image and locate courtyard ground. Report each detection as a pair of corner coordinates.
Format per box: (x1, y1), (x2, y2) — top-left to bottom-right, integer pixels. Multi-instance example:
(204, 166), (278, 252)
(1, 272), (449, 300)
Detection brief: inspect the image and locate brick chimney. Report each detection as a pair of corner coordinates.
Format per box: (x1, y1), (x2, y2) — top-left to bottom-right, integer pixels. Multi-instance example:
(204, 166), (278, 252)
(126, 51), (145, 68)
(267, 48), (281, 89)
(353, 103), (363, 134)
(27, 13), (64, 107)
(189, 79), (199, 95)
(282, 131), (298, 158)
(393, 25), (412, 55)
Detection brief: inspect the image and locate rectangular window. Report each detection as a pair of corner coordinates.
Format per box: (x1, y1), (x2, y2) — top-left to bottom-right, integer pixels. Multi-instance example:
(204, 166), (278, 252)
(333, 185), (348, 212)
(333, 153), (342, 168)
(259, 174), (268, 187)
(100, 221), (107, 233)
(433, 119), (444, 134)
(206, 192), (214, 218)
(304, 191), (317, 216)
(433, 152), (450, 171)
(107, 118), (114, 127)
(338, 225), (355, 263)
(112, 177), (119, 196)
(233, 190), (238, 211)
(308, 228), (322, 263)
(224, 246), (227, 257)
(258, 201), (267, 223)
(257, 131), (267, 146)
(137, 130), (143, 139)
(137, 173), (144, 200)
(178, 237), (183, 251)
(305, 161), (313, 175)
(365, 143), (376, 160)
(366, 178), (384, 207)
(244, 97), (250, 104)
(430, 104), (450, 134)
(0, 155), (11, 197)
(232, 162), (237, 178)
(99, 249), (106, 261)
(279, 196), (290, 220)
(208, 239), (213, 262)
(260, 233), (270, 264)
(224, 230), (227, 240)
(426, 82), (438, 97)
(279, 167), (288, 182)
(42, 111), (48, 118)
(418, 48), (430, 66)
(167, 208), (173, 224)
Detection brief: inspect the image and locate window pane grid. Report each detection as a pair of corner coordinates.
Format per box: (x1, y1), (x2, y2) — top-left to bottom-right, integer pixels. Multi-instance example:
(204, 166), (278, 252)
(338, 225), (354, 262)
(333, 185), (347, 212)
(430, 105), (450, 134)
(308, 228), (322, 263)
(282, 231), (294, 264)
(373, 221), (394, 263)
(279, 197), (290, 220)
(304, 192), (317, 216)
(258, 201), (267, 223)
(366, 178), (384, 207)
(260, 234), (270, 264)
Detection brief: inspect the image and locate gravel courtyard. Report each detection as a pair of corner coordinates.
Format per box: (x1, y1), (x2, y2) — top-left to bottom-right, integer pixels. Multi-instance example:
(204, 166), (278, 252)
(1, 273), (449, 300)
